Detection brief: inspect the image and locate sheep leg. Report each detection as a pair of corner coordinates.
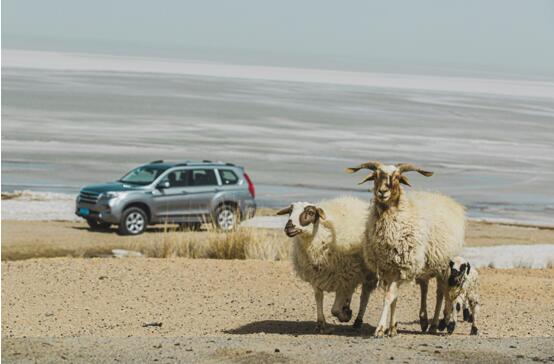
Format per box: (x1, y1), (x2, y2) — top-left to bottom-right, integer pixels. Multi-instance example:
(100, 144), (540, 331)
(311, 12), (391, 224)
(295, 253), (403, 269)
(444, 296), (456, 334)
(387, 296), (398, 337)
(375, 281), (398, 338)
(332, 289), (353, 323)
(314, 288), (331, 334)
(469, 300), (479, 335)
(429, 281), (445, 334)
(354, 278), (376, 329)
(463, 298), (472, 322)
(416, 278), (429, 332)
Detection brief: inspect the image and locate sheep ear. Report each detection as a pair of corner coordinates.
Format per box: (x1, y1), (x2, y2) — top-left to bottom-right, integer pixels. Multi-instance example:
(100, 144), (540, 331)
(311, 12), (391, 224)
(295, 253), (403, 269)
(316, 207), (326, 220)
(399, 175), (411, 186)
(358, 173), (375, 185)
(276, 205), (292, 216)
(466, 263), (471, 274)
(449, 261), (454, 268)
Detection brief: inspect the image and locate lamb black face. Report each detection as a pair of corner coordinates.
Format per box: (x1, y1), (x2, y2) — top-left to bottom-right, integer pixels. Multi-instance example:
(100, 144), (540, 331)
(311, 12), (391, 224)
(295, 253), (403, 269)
(448, 263), (467, 287)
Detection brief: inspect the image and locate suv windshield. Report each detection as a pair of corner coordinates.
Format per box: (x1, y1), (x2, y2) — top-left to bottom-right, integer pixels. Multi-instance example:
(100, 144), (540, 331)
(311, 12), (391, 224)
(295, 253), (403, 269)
(119, 165), (169, 185)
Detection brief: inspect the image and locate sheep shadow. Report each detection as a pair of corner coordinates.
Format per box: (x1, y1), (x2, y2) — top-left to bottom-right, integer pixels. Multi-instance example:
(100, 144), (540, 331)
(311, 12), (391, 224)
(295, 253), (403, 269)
(226, 320), (428, 337)
(225, 320), (374, 337)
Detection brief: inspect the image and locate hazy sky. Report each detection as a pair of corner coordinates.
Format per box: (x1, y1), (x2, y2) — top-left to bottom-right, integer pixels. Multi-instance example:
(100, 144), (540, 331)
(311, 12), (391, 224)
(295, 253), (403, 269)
(3, 0), (554, 78)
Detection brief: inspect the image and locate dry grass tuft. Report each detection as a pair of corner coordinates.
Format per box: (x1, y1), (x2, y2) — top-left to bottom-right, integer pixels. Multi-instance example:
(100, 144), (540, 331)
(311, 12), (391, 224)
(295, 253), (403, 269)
(1, 221), (290, 262)
(134, 227), (289, 260)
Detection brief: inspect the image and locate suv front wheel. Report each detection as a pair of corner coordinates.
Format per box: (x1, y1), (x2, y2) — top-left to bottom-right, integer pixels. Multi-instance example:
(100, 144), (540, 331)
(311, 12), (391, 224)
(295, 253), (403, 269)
(119, 207), (148, 235)
(214, 205), (238, 232)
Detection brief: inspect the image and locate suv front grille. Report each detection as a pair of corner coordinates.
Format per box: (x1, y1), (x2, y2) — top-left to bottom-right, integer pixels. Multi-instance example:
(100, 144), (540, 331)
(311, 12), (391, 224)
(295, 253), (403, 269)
(79, 190), (100, 204)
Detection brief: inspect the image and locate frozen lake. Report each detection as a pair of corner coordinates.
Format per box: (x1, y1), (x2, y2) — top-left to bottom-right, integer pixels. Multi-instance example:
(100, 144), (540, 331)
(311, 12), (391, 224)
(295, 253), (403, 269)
(2, 49), (554, 225)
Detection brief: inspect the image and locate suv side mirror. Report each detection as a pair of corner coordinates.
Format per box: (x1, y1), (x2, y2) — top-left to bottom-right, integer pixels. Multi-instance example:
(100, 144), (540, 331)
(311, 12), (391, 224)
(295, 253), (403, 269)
(158, 181), (170, 189)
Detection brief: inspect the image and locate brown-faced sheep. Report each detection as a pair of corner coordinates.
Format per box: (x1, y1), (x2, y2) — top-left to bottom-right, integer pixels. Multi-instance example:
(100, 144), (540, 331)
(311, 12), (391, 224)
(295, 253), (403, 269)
(346, 161), (465, 337)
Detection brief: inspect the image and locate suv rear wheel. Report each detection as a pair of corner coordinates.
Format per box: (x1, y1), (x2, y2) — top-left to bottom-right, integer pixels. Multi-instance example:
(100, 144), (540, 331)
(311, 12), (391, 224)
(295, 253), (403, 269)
(214, 205), (238, 232)
(118, 207), (148, 235)
(86, 219), (112, 231)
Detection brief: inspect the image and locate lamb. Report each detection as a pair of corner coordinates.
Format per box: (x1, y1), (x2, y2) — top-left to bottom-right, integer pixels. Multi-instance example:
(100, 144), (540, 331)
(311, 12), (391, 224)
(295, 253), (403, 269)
(277, 196), (378, 333)
(439, 256), (480, 335)
(346, 161), (465, 337)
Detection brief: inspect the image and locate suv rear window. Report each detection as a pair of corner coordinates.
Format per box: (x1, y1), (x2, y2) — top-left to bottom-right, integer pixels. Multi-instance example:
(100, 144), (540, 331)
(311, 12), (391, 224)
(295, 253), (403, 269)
(219, 169), (239, 185)
(191, 169), (218, 186)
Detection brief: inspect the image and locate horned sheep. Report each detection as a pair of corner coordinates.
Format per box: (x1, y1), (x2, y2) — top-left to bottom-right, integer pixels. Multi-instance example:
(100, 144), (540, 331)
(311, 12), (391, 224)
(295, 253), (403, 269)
(346, 161), (466, 337)
(277, 196), (377, 333)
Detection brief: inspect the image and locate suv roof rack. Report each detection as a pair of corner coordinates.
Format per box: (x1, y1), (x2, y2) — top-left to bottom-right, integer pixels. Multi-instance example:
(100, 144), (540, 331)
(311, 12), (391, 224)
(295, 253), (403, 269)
(225, 162), (235, 166)
(150, 160), (164, 164)
(203, 160), (212, 163)
(175, 162), (189, 166)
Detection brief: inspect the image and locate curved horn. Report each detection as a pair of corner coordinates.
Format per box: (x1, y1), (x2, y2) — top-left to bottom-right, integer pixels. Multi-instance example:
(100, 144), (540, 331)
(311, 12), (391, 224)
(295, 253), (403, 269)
(396, 163), (433, 177)
(345, 161), (382, 174)
(358, 173), (375, 185)
(276, 205), (293, 216)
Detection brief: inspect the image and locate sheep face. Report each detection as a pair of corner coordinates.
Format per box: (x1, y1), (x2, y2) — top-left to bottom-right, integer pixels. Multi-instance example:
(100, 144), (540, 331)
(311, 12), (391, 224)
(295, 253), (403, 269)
(276, 202), (326, 238)
(372, 166), (404, 204)
(448, 256), (471, 287)
(346, 161), (433, 207)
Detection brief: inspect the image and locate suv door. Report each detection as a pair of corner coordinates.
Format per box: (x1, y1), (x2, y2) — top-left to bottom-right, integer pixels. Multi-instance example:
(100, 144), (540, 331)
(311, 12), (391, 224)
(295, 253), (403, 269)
(151, 169), (192, 222)
(181, 168), (219, 220)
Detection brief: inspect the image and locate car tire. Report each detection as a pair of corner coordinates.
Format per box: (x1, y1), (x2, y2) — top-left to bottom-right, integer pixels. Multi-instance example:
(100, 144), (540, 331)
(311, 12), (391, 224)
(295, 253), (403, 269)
(86, 218), (112, 230)
(118, 207), (148, 235)
(214, 205), (238, 232)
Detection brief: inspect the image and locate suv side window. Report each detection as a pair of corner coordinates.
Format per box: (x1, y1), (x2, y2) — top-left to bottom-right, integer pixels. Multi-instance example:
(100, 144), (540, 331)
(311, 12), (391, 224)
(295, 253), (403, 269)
(219, 169), (239, 185)
(191, 169), (218, 186)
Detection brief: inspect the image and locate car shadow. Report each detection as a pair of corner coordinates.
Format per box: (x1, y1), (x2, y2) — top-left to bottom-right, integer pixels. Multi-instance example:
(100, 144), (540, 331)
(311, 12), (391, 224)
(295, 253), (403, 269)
(70, 226), (206, 234)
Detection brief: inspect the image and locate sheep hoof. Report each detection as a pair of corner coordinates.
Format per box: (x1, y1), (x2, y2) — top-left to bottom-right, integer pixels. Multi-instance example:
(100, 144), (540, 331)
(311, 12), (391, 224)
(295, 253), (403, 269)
(374, 327), (385, 338)
(387, 324), (398, 337)
(463, 308), (471, 322)
(447, 321), (456, 334)
(470, 326), (479, 336)
(428, 324), (438, 335)
(353, 318), (363, 329)
(315, 322), (333, 334)
(438, 319), (447, 332)
(419, 317), (429, 332)
(456, 302), (461, 312)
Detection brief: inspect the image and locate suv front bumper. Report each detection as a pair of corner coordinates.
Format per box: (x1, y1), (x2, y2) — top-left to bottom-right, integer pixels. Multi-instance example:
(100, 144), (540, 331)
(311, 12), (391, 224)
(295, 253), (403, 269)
(75, 199), (123, 224)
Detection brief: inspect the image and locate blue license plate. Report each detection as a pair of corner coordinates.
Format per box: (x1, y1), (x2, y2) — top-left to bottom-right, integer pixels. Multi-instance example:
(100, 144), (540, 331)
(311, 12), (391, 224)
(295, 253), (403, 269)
(79, 208), (90, 216)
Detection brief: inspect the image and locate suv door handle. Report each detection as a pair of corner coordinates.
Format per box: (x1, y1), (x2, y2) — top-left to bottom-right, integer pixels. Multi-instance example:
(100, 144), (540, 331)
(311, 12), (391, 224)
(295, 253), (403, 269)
(181, 191), (189, 195)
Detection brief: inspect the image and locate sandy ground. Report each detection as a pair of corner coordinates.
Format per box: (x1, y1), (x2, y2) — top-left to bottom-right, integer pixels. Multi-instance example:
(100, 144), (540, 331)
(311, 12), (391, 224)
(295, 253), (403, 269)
(3, 219), (554, 260)
(2, 258), (554, 363)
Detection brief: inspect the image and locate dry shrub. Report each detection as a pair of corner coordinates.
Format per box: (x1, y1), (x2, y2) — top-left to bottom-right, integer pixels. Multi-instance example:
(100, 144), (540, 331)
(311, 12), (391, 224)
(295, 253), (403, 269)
(1, 219), (289, 261)
(130, 227), (289, 261)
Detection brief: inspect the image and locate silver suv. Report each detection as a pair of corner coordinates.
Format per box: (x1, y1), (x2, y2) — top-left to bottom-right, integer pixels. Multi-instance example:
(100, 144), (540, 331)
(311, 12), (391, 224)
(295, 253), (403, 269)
(75, 160), (256, 235)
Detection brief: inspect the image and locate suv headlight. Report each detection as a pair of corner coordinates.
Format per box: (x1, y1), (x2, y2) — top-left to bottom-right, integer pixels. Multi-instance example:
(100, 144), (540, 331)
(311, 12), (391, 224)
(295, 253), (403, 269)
(100, 192), (124, 200)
